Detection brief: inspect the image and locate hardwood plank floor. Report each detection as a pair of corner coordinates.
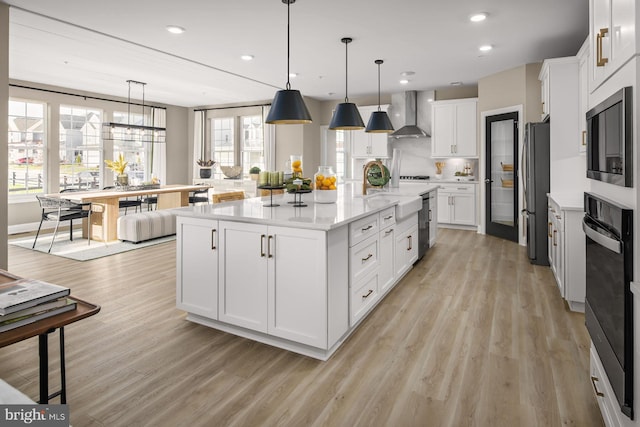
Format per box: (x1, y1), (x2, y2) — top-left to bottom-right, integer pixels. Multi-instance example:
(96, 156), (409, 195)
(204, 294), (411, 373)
(2, 229), (603, 427)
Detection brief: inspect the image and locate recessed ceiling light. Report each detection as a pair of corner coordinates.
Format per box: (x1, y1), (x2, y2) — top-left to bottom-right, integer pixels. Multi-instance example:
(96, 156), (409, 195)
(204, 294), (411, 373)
(289, 72), (298, 78)
(399, 79), (410, 85)
(450, 81), (462, 86)
(166, 25), (186, 34)
(469, 13), (487, 22)
(241, 54), (254, 61)
(479, 44), (493, 52)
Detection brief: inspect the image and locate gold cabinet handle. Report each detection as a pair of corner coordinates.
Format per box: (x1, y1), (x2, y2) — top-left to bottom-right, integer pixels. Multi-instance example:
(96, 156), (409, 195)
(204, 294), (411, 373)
(591, 376), (604, 397)
(362, 289), (374, 299)
(548, 222), (552, 237)
(582, 130), (587, 146)
(260, 234), (266, 257)
(211, 229), (217, 250)
(596, 28), (609, 67)
(361, 253), (373, 263)
(268, 235), (274, 258)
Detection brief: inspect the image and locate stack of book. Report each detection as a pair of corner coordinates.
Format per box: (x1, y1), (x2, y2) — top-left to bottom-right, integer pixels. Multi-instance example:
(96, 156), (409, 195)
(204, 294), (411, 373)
(0, 278), (76, 332)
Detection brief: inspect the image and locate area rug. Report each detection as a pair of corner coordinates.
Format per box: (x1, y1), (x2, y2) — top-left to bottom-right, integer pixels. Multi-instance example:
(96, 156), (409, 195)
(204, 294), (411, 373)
(9, 231), (176, 261)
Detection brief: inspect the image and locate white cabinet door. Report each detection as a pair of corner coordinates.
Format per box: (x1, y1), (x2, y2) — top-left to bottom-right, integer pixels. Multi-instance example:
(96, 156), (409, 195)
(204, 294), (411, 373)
(267, 226), (327, 348)
(437, 192), (451, 223)
(590, 0), (637, 91)
(428, 191), (437, 247)
(451, 193), (476, 226)
(432, 99), (478, 157)
(578, 41), (589, 152)
(432, 104), (455, 157)
(540, 66), (550, 120)
(395, 222), (418, 278)
(218, 221), (269, 332)
(351, 105), (389, 159)
(454, 101), (478, 157)
(379, 225), (395, 294)
(176, 217), (219, 319)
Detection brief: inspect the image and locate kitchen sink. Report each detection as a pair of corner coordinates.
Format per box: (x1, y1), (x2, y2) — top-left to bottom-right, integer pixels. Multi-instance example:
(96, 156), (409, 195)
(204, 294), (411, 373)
(365, 194), (422, 220)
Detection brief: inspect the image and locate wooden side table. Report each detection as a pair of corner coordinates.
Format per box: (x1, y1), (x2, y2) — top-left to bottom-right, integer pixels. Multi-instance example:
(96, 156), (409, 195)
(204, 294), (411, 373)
(0, 271), (100, 404)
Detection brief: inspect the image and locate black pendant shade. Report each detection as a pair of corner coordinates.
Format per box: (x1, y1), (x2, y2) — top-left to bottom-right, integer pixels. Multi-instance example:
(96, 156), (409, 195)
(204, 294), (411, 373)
(329, 37), (364, 130)
(266, 89), (312, 124)
(266, 0), (312, 125)
(366, 110), (395, 133)
(329, 102), (365, 130)
(365, 59), (394, 133)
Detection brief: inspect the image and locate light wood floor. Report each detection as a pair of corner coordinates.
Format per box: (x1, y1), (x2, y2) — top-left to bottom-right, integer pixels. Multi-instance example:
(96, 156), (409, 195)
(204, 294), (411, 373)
(2, 229), (603, 427)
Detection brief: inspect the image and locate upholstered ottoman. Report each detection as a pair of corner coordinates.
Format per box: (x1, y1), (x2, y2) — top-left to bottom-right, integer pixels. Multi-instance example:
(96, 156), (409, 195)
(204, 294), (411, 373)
(117, 210), (176, 243)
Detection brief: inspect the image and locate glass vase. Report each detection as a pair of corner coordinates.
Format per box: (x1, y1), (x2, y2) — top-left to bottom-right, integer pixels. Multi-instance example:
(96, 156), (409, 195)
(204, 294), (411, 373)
(314, 166), (337, 203)
(290, 155), (303, 178)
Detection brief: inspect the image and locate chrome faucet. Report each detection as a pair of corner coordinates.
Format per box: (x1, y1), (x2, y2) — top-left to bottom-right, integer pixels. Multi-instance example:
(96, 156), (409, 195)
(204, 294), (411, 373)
(363, 160), (386, 195)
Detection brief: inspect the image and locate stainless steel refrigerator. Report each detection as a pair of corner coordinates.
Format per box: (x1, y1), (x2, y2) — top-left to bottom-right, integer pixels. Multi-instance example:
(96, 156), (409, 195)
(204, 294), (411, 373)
(523, 121), (550, 265)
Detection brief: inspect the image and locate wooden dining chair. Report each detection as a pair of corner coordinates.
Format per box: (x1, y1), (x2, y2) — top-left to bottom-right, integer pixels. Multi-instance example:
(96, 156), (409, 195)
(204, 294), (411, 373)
(33, 195), (93, 253)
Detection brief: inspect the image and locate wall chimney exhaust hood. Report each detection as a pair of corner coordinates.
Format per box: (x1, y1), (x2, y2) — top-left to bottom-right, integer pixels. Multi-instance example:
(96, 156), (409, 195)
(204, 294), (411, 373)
(391, 91), (429, 139)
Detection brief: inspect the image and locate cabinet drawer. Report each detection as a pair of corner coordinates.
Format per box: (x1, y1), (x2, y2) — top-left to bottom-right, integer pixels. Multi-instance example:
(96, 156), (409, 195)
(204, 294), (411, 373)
(350, 214), (379, 246)
(439, 183), (476, 194)
(379, 207), (396, 229)
(350, 272), (379, 325)
(349, 235), (379, 284)
(590, 346), (621, 427)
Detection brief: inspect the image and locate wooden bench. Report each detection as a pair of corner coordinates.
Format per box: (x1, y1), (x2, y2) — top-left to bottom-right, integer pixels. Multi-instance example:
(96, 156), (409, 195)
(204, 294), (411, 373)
(117, 210), (176, 243)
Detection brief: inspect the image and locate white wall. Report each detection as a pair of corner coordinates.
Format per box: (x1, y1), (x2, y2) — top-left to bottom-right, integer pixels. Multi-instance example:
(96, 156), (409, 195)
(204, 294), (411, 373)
(0, 3), (9, 269)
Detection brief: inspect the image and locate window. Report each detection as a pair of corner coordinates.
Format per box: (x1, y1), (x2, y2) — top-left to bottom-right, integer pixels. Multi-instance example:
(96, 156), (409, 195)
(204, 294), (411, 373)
(241, 115), (265, 176)
(212, 118), (235, 180)
(8, 100), (46, 196)
(335, 130), (346, 183)
(59, 105), (102, 190)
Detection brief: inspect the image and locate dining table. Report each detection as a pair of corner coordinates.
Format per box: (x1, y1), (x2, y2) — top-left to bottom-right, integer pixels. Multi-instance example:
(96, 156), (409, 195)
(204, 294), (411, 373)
(47, 184), (209, 242)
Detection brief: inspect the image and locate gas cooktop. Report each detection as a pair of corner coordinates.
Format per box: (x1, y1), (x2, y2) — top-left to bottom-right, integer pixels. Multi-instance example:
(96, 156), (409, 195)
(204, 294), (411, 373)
(399, 175), (430, 180)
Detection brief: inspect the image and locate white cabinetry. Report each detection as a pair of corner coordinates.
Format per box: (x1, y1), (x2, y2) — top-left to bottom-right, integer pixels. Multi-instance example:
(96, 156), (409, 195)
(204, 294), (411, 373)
(378, 207), (396, 294)
(589, 0), (637, 91)
(349, 213), (381, 325)
(176, 217), (219, 319)
(437, 183), (477, 226)
(590, 345), (629, 427)
(431, 98), (478, 158)
(395, 214), (419, 278)
(577, 39), (590, 153)
(547, 195), (586, 312)
(351, 105), (389, 159)
(218, 221), (328, 347)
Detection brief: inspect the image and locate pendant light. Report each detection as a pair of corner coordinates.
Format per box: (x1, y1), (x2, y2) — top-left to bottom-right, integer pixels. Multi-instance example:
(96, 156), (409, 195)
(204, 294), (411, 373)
(329, 37), (364, 130)
(265, 0), (312, 124)
(365, 60), (394, 133)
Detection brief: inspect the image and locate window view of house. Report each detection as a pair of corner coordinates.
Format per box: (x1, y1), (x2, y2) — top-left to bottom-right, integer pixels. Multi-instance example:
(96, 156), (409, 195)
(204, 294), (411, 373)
(59, 105), (102, 190)
(8, 100), (45, 196)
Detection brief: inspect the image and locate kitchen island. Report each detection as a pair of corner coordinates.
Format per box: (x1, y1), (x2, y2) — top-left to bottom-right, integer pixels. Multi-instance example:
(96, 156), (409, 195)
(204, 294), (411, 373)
(174, 182), (438, 360)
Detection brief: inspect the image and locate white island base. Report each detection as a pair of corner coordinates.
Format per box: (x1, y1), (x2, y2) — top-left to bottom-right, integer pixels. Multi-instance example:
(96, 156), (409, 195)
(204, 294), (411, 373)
(176, 184), (434, 360)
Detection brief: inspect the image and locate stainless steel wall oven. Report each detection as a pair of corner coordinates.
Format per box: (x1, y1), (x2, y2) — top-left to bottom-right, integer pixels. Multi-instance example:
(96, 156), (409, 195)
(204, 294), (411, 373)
(583, 192), (634, 419)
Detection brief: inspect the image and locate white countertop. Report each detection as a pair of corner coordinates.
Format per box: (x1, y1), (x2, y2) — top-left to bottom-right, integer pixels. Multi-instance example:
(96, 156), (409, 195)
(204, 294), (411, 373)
(547, 192), (584, 211)
(174, 182), (439, 231)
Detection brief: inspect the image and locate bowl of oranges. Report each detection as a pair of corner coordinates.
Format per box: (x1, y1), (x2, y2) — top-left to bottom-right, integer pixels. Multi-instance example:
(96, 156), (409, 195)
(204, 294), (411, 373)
(314, 166), (338, 204)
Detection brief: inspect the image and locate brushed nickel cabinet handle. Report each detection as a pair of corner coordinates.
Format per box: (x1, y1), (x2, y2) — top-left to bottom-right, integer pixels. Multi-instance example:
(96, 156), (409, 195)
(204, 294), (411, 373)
(362, 289), (374, 299)
(260, 234), (266, 257)
(385, 229), (394, 235)
(384, 215), (394, 220)
(362, 253), (373, 263)
(591, 376), (604, 397)
(582, 130), (587, 146)
(362, 225), (374, 232)
(428, 209), (432, 221)
(268, 235), (274, 258)
(211, 229), (217, 250)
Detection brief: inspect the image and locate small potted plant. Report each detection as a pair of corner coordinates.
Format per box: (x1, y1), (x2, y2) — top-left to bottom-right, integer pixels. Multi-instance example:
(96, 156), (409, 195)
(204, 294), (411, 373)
(197, 159), (216, 179)
(105, 153), (129, 186)
(249, 166), (261, 181)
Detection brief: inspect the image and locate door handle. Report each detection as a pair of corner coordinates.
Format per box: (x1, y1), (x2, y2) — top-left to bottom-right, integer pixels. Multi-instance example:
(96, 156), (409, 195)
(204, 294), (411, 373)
(596, 28), (609, 67)
(484, 179), (492, 184)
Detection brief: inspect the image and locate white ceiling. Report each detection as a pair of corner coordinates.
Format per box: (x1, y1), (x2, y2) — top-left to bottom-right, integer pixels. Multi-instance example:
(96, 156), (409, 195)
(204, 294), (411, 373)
(4, 0), (589, 108)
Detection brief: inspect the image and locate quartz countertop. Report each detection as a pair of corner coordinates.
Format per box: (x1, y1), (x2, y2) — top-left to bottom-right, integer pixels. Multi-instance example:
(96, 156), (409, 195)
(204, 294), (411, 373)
(174, 182), (439, 231)
(547, 192), (584, 211)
